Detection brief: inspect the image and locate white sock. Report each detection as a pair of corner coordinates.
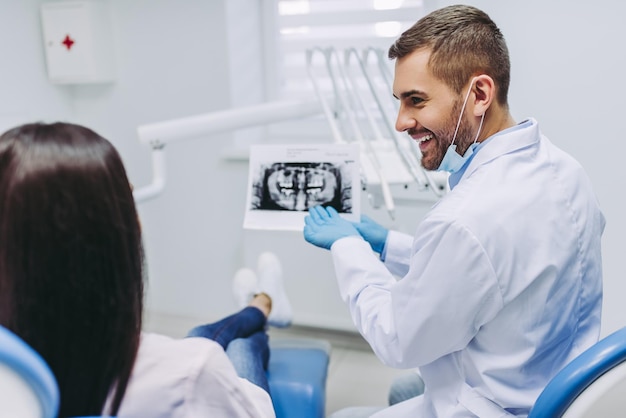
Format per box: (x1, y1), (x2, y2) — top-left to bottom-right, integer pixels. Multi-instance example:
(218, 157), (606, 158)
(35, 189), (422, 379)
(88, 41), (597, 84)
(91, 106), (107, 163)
(257, 252), (292, 328)
(232, 268), (259, 309)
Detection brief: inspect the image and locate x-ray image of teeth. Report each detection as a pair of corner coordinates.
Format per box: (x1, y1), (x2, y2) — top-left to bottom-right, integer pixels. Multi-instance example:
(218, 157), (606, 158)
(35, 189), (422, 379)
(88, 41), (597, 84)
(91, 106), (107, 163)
(250, 162), (353, 212)
(244, 144), (360, 231)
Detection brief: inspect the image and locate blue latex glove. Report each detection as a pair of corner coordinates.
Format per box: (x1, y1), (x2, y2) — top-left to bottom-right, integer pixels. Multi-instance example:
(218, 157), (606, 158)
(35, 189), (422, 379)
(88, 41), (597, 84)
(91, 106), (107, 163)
(352, 215), (389, 254)
(303, 206), (360, 250)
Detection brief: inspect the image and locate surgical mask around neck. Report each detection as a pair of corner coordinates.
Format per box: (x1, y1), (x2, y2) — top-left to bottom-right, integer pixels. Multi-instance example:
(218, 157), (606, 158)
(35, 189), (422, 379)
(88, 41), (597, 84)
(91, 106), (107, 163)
(437, 78), (485, 173)
(438, 142), (479, 173)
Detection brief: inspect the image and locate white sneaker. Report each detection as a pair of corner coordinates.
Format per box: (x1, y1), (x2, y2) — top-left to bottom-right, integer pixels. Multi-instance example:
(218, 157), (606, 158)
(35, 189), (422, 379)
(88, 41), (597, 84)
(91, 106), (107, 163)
(257, 252), (292, 328)
(232, 267), (259, 309)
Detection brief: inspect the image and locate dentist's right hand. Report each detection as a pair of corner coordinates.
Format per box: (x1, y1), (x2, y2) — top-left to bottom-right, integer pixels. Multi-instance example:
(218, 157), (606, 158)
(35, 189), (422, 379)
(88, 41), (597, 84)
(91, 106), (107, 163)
(303, 206), (360, 250)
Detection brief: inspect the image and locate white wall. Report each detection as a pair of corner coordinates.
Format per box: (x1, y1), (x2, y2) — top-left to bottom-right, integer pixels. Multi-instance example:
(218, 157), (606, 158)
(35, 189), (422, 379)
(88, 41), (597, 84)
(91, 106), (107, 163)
(0, 0), (253, 324)
(0, 1), (73, 129)
(1, 0), (624, 335)
(0, 0), (360, 331)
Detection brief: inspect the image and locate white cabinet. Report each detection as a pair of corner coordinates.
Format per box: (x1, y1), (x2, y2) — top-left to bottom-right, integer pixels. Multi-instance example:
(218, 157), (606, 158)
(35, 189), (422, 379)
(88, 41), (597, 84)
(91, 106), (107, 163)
(40, 1), (115, 84)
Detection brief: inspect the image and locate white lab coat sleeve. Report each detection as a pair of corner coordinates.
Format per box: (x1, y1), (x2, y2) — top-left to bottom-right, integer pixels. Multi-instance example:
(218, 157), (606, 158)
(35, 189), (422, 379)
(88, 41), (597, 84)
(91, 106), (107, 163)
(382, 230), (414, 277)
(331, 236), (400, 357)
(331, 219), (503, 368)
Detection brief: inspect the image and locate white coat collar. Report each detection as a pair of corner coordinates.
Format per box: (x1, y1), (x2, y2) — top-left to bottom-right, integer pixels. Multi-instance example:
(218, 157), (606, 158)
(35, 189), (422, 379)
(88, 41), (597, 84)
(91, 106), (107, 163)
(459, 118), (540, 182)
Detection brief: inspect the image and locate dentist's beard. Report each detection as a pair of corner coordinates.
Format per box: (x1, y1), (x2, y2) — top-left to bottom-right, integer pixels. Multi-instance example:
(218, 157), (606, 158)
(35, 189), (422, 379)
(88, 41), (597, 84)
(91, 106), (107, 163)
(420, 100), (475, 171)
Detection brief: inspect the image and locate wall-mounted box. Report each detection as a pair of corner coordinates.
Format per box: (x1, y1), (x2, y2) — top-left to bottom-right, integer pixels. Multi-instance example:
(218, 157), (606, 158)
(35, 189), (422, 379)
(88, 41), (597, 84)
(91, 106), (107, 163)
(40, 1), (115, 84)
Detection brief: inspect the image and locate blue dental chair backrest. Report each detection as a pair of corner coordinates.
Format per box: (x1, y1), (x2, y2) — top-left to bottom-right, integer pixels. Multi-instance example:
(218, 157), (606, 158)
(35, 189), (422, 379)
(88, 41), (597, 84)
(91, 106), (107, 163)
(0, 325), (59, 418)
(0, 326), (115, 418)
(528, 326), (626, 418)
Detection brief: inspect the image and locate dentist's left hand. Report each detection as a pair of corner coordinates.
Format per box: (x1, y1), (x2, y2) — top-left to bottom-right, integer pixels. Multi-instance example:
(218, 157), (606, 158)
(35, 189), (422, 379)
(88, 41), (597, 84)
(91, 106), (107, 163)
(303, 206), (360, 250)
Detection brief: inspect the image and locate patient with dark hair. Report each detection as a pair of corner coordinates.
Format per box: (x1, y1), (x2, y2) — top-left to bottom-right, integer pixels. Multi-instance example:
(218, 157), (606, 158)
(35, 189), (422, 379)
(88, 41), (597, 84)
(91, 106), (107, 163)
(0, 122), (291, 417)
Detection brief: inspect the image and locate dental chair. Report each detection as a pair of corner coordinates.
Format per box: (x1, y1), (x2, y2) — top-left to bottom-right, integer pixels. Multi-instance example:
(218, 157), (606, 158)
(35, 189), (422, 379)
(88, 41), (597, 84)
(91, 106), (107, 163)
(268, 337), (331, 418)
(0, 326), (58, 418)
(0, 324), (330, 418)
(528, 326), (626, 418)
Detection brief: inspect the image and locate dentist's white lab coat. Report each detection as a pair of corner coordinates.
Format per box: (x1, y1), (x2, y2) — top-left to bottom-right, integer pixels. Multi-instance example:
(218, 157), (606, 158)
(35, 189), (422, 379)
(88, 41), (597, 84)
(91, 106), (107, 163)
(330, 119), (605, 417)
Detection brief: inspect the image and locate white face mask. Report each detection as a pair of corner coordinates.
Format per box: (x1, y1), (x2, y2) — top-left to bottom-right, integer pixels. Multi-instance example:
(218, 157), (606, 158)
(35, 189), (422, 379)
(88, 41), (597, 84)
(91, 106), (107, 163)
(437, 78), (485, 173)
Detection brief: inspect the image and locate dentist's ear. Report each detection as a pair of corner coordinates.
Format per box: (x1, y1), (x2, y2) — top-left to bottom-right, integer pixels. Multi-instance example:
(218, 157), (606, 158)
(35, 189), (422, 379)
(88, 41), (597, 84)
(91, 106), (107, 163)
(471, 75), (495, 117)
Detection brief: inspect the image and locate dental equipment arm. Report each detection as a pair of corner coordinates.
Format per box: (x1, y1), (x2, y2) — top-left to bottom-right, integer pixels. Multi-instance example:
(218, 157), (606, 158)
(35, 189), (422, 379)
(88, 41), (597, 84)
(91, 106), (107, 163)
(132, 100), (321, 203)
(307, 47), (396, 220)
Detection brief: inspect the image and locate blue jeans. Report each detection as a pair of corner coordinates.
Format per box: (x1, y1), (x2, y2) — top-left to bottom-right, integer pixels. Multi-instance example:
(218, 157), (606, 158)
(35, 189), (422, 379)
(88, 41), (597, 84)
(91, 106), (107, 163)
(186, 306), (271, 394)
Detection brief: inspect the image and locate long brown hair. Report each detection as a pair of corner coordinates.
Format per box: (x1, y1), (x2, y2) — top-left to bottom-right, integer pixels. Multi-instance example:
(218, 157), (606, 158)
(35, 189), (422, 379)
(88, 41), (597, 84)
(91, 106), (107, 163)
(0, 122), (144, 416)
